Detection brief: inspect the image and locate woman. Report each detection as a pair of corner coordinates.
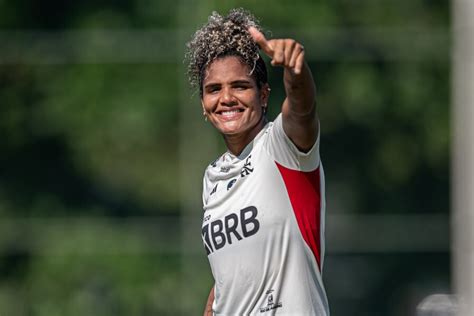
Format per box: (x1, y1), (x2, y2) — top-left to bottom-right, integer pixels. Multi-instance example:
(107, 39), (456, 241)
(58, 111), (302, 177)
(186, 8), (329, 315)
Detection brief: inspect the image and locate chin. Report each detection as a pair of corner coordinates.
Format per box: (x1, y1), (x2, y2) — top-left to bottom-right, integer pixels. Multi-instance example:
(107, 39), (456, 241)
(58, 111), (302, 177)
(219, 127), (242, 136)
(216, 122), (243, 135)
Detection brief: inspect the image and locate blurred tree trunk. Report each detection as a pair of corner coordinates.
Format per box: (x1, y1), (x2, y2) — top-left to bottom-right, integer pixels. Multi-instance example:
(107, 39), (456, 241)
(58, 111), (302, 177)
(177, 2), (219, 314)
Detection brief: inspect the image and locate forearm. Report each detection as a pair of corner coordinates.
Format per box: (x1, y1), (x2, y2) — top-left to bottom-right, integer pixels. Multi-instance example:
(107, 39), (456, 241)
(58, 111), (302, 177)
(281, 61), (319, 151)
(283, 61), (316, 117)
(203, 286), (215, 316)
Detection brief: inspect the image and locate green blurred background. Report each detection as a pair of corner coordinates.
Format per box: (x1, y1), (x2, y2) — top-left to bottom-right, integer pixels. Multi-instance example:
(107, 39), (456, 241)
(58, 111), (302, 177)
(0, 0), (450, 315)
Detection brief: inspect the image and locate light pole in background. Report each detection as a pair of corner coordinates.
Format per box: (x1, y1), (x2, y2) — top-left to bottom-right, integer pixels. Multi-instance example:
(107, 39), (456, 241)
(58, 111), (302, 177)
(452, 0), (474, 315)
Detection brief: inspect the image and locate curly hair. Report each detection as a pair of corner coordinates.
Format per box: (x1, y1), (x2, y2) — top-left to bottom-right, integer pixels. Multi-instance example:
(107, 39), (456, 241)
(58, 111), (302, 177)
(185, 8), (268, 97)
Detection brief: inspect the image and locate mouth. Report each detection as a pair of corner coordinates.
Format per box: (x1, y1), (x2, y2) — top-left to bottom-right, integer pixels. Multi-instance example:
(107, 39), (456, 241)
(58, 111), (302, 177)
(217, 108), (245, 120)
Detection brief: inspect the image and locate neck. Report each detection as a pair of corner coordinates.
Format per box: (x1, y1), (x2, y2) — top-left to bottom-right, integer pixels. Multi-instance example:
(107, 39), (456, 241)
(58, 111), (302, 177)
(223, 116), (267, 156)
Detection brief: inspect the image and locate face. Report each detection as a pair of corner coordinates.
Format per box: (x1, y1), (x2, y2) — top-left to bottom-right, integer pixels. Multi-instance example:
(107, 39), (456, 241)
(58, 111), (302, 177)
(201, 56), (269, 137)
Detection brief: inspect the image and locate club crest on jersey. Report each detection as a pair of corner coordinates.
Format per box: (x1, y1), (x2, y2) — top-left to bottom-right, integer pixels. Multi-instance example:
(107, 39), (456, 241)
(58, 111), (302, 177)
(241, 155), (254, 177)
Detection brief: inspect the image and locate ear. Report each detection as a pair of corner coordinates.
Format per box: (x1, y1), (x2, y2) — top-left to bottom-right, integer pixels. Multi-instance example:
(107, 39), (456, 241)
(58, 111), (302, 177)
(260, 83), (271, 110)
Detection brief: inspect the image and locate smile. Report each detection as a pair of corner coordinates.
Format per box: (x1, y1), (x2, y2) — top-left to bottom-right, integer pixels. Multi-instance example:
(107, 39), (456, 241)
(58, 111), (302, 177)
(221, 109), (243, 117)
(216, 108), (245, 120)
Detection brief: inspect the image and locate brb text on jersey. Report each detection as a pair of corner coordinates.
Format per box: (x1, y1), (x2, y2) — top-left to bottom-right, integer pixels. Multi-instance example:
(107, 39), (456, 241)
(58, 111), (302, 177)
(202, 206), (260, 255)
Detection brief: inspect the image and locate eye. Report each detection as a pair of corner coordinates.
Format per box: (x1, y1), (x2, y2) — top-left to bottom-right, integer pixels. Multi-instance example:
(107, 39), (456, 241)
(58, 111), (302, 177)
(234, 85), (248, 91)
(206, 86), (220, 94)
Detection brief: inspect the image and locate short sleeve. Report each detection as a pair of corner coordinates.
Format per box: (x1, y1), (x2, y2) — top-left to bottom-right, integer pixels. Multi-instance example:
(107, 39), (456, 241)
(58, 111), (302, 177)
(264, 113), (320, 172)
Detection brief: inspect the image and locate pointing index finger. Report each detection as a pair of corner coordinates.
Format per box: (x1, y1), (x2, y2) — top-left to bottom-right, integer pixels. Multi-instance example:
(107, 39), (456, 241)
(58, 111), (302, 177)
(248, 26), (274, 58)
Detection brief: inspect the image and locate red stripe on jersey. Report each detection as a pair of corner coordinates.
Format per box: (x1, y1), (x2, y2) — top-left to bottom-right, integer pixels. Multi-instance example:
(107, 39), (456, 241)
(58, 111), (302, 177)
(276, 162), (322, 270)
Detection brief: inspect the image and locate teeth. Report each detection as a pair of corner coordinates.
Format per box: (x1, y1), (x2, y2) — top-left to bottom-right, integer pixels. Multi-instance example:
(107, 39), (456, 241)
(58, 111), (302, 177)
(222, 110), (240, 116)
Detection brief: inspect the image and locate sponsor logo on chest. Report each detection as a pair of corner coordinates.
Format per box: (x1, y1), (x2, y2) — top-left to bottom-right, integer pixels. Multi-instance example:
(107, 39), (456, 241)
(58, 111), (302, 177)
(202, 206), (260, 255)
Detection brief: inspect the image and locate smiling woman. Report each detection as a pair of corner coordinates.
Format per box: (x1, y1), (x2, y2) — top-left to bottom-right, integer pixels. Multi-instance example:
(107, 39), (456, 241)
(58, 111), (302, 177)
(201, 56), (269, 154)
(185, 8), (329, 315)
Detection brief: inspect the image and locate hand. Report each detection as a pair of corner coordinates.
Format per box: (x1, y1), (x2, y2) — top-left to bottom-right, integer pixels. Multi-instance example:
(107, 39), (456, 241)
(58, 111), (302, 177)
(248, 26), (306, 75)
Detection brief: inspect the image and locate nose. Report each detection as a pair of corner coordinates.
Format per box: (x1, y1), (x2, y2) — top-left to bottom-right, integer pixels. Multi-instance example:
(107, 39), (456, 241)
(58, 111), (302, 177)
(220, 87), (237, 106)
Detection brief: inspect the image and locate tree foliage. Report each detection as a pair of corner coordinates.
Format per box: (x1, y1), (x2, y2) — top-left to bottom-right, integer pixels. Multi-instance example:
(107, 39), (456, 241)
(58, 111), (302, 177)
(0, 0), (449, 315)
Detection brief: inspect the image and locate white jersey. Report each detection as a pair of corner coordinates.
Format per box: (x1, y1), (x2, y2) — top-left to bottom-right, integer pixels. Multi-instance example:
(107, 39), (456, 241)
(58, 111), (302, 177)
(201, 114), (329, 315)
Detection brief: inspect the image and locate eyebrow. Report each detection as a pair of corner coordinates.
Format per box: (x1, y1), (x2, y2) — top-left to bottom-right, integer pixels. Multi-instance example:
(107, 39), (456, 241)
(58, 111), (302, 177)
(204, 83), (220, 89)
(230, 80), (252, 85)
(204, 80), (252, 89)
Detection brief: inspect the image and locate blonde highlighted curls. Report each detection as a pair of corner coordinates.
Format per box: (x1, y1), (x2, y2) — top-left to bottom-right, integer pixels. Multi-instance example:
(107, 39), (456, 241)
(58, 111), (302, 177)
(185, 8), (267, 96)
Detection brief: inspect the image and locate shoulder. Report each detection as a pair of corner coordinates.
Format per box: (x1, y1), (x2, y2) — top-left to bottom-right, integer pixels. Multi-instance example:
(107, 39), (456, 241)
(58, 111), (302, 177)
(263, 113), (321, 171)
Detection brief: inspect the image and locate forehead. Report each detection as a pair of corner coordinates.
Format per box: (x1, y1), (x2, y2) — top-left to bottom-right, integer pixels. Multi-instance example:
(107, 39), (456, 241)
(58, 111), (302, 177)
(203, 56), (255, 84)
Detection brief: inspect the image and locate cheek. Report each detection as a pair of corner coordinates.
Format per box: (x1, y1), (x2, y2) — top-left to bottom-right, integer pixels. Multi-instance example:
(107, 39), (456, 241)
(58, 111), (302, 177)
(201, 97), (214, 112)
(252, 96), (264, 110)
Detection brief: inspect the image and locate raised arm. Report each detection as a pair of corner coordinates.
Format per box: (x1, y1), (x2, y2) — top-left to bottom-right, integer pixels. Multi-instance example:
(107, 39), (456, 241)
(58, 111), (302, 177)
(249, 27), (318, 152)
